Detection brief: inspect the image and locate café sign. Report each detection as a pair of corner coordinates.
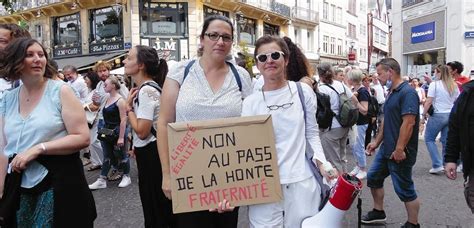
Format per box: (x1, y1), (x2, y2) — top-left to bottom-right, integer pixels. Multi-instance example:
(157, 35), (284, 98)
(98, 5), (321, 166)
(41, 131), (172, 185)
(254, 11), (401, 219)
(54, 46), (82, 58)
(90, 41), (124, 54)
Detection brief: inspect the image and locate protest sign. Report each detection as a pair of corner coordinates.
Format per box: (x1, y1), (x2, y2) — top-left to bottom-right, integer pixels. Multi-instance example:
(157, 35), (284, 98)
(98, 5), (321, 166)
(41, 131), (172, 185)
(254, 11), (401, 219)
(167, 115), (282, 213)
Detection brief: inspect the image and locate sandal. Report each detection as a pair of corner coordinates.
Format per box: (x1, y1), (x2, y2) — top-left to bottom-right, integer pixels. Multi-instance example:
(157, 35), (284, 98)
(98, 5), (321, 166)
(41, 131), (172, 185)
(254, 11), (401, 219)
(108, 170), (123, 181)
(87, 164), (101, 171)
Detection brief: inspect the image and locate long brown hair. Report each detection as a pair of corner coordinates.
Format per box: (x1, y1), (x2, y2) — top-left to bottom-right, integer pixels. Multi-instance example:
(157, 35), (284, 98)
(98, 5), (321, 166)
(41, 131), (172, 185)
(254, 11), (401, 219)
(0, 38), (56, 81)
(436, 64), (456, 95)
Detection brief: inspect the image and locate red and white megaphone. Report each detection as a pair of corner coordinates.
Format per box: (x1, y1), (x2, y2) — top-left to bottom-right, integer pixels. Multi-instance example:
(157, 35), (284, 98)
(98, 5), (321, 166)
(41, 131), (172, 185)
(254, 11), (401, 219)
(301, 173), (363, 228)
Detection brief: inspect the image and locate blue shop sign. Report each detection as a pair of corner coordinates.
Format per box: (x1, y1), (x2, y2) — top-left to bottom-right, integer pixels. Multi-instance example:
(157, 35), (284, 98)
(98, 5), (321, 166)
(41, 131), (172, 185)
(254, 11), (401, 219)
(411, 22), (435, 44)
(465, 31), (474, 39)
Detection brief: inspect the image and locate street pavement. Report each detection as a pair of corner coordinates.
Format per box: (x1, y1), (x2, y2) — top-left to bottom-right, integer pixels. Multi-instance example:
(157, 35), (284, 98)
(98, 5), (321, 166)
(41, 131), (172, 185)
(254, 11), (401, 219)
(86, 139), (474, 228)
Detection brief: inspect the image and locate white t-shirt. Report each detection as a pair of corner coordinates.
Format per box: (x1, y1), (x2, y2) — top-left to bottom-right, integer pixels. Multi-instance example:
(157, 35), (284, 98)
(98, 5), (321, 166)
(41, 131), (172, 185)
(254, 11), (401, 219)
(132, 83), (160, 147)
(167, 59), (253, 122)
(427, 80), (460, 113)
(68, 76), (89, 104)
(242, 81), (327, 184)
(371, 83), (386, 104)
(318, 80), (354, 129)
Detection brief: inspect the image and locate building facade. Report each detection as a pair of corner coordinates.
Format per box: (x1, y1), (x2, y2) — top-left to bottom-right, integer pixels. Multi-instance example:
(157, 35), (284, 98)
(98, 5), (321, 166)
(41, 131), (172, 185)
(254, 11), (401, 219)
(1, 0), (317, 74)
(367, 0), (390, 72)
(318, 0), (348, 66)
(391, 0), (474, 77)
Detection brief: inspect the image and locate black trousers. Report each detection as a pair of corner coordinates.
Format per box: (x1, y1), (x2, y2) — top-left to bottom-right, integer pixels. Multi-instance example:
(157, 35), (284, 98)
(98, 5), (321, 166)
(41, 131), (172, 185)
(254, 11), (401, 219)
(135, 141), (175, 228)
(175, 208), (239, 228)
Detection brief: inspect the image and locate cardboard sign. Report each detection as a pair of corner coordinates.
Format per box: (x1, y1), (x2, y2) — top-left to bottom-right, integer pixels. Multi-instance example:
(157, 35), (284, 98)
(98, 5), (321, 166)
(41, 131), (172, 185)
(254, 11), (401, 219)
(167, 115), (282, 213)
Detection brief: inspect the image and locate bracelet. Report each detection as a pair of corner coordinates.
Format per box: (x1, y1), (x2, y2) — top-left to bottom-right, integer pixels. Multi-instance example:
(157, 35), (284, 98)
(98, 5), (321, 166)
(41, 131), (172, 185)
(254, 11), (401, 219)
(40, 143), (47, 155)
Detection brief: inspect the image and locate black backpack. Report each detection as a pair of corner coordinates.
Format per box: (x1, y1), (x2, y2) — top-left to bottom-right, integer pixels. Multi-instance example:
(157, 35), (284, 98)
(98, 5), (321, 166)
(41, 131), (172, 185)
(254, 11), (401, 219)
(367, 95), (380, 118)
(315, 91), (334, 129)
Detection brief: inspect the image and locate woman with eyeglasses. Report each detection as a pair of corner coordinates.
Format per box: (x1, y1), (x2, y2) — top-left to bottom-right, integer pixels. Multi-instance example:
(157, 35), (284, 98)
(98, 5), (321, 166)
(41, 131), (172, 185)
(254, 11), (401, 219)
(422, 64), (459, 174)
(242, 35), (333, 227)
(157, 15), (252, 228)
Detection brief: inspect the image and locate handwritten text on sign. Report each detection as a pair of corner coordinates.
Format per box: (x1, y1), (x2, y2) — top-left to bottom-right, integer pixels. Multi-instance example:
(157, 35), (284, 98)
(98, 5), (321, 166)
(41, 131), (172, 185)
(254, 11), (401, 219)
(168, 115), (282, 213)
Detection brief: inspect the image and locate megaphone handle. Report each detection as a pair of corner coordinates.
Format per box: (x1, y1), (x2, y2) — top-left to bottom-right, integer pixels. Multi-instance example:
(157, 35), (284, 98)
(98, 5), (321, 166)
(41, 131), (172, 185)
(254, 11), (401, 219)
(357, 197), (362, 228)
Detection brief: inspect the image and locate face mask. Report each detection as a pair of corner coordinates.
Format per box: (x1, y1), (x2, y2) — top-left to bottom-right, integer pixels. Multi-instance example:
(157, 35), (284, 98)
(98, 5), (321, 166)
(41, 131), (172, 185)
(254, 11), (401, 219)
(385, 79), (392, 89)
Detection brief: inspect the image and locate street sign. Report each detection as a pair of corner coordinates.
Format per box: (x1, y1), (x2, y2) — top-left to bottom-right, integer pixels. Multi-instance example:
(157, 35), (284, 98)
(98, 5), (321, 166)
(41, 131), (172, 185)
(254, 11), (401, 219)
(465, 31), (474, 39)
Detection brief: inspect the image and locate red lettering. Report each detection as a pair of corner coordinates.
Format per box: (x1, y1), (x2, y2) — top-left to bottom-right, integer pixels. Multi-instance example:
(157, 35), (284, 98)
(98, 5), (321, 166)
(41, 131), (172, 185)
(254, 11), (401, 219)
(252, 183), (259, 198)
(222, 188), (228, 200)
(230, 187), (238, 202)
(208, 191), (217, 205)
(199, 192), (209, 207)
(189, 193), (197, 208)
(239, 186), (249, 199)
(261, 179), (269, 198)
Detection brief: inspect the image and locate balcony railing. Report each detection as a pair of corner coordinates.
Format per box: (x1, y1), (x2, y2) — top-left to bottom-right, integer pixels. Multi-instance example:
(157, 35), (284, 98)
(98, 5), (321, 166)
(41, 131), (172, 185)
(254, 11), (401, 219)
(239, 0), (291, 18)
(0, 0), (62, 16)
(291, 6), (318, 23)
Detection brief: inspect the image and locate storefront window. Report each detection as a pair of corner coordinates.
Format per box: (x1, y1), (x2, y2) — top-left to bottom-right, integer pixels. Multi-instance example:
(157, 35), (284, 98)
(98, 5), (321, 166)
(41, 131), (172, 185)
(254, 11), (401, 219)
(238, 17), (256, 45)
(140, 2), (188, 37)
(203, 6), (229, 18)
(90, 6), (123, 42)
(53, 13), (81, 47)
(263, 23), (279, 36)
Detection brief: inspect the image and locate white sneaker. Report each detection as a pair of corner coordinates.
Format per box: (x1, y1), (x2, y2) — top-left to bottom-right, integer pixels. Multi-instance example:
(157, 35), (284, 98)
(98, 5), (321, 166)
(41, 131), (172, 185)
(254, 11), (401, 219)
(429, 167), (444, 174)
(89, 178), (107, 190)
(118, 175), (131, 188)
(356, 170), (367, 180)
(456, 164), (463, 173)
(349, 166), (360, 176)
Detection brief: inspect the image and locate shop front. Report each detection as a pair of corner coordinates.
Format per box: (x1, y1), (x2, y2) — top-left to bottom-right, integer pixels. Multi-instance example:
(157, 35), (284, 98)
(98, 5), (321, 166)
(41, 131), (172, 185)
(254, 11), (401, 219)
(53, 5), (127, 71)
(139, 2), (189, 61)
(403, 10), (445, 78)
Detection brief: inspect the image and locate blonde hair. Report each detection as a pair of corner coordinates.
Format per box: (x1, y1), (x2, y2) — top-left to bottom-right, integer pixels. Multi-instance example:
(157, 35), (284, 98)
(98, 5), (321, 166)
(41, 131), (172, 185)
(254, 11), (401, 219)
(348, 69), (363, 84)
(106, 75), (121, 90)
(436, 64), (457, 95)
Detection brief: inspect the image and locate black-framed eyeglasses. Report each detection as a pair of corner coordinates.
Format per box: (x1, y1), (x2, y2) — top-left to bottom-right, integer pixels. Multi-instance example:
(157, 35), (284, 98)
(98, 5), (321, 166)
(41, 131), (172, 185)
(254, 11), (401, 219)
(262, 82), (294, 111)
(256, 51), (285, 63)
(204, 32), (233, 43)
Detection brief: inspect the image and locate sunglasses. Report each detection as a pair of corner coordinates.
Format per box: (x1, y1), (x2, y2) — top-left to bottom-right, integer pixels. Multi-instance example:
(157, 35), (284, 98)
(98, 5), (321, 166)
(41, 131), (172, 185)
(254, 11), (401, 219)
(204, 32), (233, 43)
(256, 51), (285, 63)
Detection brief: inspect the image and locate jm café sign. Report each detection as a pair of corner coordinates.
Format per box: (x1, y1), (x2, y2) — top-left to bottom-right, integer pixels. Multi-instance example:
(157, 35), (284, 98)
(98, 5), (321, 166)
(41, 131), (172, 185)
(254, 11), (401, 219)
(90, 41), (124, 54)
(411, 21), (435, 44)
(54, 46), (82, 57)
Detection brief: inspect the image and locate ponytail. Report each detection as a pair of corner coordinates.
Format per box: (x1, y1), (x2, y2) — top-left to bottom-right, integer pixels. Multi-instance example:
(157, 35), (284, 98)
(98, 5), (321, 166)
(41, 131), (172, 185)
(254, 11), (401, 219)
(153, 58), (168, 88)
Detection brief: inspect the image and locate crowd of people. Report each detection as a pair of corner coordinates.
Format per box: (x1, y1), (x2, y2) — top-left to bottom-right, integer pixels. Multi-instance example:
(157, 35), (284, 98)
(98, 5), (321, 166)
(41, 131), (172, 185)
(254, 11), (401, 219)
(0, 15), (473, 228)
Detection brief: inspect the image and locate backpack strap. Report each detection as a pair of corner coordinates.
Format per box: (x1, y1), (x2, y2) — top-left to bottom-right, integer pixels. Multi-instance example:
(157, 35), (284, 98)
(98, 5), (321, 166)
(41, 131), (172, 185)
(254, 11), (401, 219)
(183, 60), (242, 92)
(135, 81), (162, 137)
(296, 82), (330, 210)
(323, 83), (341, 95)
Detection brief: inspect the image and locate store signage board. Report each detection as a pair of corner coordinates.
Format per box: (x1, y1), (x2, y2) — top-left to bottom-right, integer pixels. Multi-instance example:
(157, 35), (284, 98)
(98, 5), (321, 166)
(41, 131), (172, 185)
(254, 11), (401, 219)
(411, 22), (435, 44)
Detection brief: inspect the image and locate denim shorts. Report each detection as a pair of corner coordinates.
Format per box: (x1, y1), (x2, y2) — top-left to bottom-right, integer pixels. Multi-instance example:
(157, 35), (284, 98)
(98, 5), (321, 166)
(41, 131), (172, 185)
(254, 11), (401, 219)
(367, 150), (417, 202)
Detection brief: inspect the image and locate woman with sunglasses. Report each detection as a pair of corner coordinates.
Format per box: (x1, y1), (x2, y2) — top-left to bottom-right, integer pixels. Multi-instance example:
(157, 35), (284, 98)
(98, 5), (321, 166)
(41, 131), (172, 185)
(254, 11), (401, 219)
(157, 15), (252, 228)
(242, 35), (333, 227)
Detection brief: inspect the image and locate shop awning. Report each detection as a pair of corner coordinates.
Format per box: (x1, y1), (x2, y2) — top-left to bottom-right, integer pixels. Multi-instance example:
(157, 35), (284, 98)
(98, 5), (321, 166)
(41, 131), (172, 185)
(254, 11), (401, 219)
(54, 51), (127, 71)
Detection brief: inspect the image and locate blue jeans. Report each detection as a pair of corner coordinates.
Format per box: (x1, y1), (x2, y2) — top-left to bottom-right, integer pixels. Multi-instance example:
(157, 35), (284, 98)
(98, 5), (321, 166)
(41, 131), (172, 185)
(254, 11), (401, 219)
(352, 124), (368, 168)
(424, 113), (450, 169)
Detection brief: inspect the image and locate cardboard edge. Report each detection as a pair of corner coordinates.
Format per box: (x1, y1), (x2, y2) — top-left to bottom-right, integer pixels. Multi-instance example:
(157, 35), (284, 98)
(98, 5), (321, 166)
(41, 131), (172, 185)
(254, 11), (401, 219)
(168, 115), (271, 132)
